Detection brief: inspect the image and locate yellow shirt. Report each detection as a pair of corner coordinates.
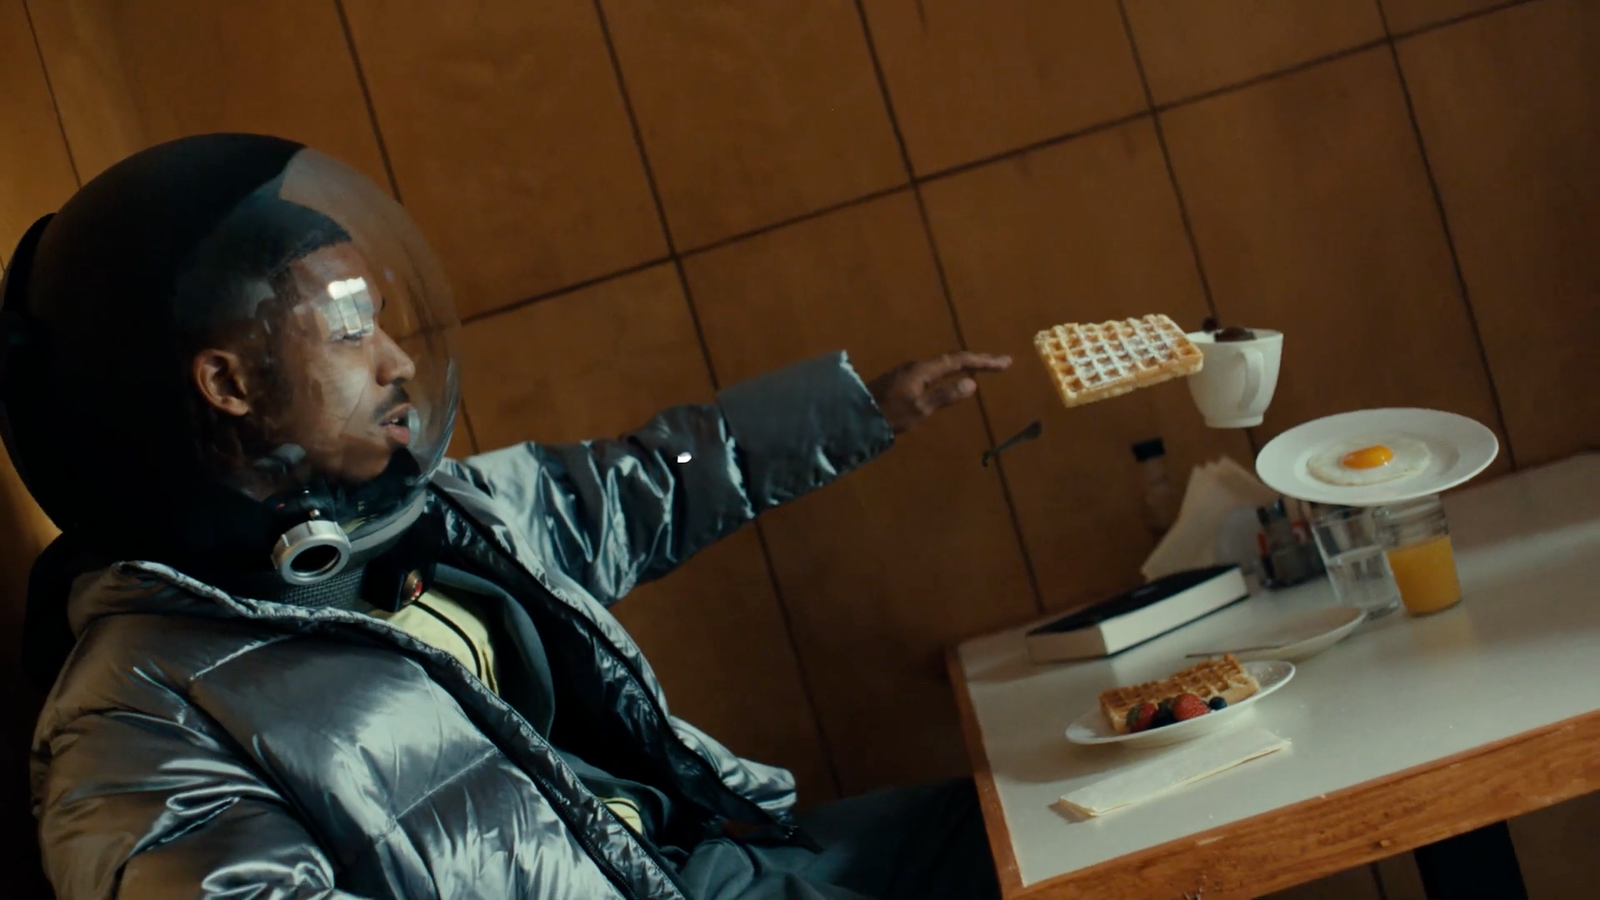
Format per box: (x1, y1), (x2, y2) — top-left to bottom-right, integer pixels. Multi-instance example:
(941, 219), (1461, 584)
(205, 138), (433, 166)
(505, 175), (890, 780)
(369, 589), (646, 834)
(372, 590), (500, 695)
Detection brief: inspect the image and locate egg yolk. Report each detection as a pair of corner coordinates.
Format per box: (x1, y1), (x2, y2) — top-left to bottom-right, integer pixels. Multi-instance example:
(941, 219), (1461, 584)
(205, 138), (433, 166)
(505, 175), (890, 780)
(1341, 445), (1395, 469)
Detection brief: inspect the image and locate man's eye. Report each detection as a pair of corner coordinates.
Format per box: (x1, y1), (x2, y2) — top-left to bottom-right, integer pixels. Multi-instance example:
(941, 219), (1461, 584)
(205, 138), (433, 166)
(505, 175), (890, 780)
(339, 332), (366, 344)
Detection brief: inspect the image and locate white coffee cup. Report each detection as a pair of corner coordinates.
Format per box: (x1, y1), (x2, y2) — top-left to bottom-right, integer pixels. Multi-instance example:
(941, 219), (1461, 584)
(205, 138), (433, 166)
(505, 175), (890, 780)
(1185, 329), (1283, 428)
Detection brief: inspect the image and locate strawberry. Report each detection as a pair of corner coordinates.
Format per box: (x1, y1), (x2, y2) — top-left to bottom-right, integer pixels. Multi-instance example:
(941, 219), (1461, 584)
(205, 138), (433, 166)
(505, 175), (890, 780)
(1125, 703), (1158, 733)
(1171, 693), (1210, 722)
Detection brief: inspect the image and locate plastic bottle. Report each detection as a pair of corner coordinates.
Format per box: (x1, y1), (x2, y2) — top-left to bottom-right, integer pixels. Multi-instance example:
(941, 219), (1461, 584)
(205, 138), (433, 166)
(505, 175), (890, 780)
(1132, 438), (1179, 540)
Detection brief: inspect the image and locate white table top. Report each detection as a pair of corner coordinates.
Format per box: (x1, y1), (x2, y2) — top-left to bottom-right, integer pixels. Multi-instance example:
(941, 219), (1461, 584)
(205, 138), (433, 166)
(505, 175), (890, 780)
(955, 454), (1600, 889)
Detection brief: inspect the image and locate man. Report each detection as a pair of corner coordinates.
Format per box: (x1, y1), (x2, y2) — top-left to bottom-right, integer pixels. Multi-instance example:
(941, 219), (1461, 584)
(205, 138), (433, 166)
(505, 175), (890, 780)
(1, 133), (1011, 899)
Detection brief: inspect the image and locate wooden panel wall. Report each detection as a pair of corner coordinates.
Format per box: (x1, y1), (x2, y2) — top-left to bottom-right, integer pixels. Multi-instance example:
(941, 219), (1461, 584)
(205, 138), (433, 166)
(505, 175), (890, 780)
(340, 0), (667, 319)
(1160, 47), (1508, 457)
(1396, 0), (1600, 466)
(683, 193), (1038, 791)
(3, 1), (1598, 897)
(26, 0), (386, 185)
(1123, 0), (1387, 102)
(922, 120), (1255, 611)
(861, 0), (1146, 175)
(453, 263), (837, 801)
(0, 0), (76, 260)
(0, 3), (73, 896)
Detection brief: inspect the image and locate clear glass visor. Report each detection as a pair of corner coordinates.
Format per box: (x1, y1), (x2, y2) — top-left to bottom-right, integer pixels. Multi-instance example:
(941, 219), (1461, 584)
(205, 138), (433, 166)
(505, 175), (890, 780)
(178, 148), (459, 539)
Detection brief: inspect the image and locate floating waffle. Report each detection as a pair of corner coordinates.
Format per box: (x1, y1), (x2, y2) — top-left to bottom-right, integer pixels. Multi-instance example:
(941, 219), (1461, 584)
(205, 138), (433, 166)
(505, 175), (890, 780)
(1099, 654), (1260, 734)
(1034, 314), (1203, 408)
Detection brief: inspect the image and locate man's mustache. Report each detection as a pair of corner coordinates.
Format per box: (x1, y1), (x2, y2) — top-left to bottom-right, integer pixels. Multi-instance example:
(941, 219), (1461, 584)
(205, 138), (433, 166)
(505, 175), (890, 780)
(376, 386), (411, 422)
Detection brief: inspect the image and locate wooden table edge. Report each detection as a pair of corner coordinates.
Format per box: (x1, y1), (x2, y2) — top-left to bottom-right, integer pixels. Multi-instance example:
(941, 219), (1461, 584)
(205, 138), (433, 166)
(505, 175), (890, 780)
(948, 645), (1600, 899)
(948, 645), (1027, 895)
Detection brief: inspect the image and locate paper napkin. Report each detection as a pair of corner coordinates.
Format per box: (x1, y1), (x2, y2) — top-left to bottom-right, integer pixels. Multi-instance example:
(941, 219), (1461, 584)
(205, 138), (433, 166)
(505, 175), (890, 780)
(1141, 456), (1279, 581)
(1059, 726), (1289, 818)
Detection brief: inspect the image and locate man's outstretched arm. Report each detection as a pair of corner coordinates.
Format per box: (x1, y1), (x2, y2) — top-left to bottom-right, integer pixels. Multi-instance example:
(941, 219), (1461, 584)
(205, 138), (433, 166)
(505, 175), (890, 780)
(442, 349), (1008, 606)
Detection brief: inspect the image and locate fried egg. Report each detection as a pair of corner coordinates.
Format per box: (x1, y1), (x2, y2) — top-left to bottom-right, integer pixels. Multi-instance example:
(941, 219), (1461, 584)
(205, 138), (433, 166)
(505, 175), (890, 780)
(1305, 436), (1431, 487)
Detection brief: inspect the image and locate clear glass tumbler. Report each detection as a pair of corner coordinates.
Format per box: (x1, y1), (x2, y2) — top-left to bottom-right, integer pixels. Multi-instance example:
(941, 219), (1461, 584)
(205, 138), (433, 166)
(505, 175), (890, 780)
(1374, 494), (1462, 615)
(1310, 505), (1403, 619)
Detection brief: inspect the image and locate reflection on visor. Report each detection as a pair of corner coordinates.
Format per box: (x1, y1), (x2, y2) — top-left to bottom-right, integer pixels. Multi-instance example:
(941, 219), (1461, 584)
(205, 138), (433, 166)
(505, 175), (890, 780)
(320, 277), (376, 341)
(231, 147), (462, 550)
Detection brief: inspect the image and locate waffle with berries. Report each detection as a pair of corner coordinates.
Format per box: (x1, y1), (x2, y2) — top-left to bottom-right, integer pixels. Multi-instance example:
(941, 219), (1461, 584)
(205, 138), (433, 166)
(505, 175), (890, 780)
(1099, 654), (1260, 734)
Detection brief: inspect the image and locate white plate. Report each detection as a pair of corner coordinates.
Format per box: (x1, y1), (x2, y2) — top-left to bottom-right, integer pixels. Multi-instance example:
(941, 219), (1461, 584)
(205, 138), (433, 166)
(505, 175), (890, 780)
(1255, 408), (1498, 507)
(1183, 606), (1366, 663)
(1066, 660), (1295, 749)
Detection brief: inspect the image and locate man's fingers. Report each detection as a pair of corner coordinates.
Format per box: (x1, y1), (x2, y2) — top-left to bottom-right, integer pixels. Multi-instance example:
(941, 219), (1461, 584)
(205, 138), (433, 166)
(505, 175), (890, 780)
(912, 351), (1012, 386)
(920, 376), (978, 412)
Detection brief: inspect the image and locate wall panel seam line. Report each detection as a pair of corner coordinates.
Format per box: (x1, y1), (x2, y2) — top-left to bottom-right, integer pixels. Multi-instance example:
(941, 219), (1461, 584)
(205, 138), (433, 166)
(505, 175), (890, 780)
(330, 1), (471, 453)
(332, 0), (404, 202)
(1114, 0), (1218, 325)
(742, 518), (842, 797)
(682, 184), (912, 260)
(1377, 9), (1518, 468)
(19, 0), (81, 188)
(852, 0), (1046, 617)
(1387, 0), (1546, 41)
(1370, 861), (1393, 900)
(1114, 1), (1262, 458)
(912, 110), (1149, 189)
(1150, 36), (1390, 117)
(455, 400), (482, 456)
(460, 256), (673, 326)
(590, 0), (847, 800)
(589, 0), (677, 259)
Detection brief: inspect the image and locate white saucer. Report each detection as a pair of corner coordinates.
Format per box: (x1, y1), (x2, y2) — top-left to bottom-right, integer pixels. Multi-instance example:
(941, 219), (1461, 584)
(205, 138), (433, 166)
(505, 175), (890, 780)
(1182, 606), (1366, 663)
(1066, 660), (1295, 749)
(1256, 408), (1498, 507)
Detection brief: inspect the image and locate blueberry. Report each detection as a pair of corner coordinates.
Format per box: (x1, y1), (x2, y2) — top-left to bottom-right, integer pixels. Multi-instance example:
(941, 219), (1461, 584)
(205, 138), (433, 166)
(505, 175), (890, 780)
(1151, 707), (1176, 728)
(1208, 696), (1228, 711)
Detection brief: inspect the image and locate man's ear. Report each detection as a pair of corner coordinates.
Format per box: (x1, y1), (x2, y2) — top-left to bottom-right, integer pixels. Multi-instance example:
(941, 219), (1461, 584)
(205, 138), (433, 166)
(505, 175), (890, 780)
(193, 349), (253, 416)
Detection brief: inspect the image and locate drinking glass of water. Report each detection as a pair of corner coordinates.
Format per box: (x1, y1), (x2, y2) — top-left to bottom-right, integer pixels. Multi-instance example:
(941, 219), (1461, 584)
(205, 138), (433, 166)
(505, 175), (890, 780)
(1310, 505), (1402, 619)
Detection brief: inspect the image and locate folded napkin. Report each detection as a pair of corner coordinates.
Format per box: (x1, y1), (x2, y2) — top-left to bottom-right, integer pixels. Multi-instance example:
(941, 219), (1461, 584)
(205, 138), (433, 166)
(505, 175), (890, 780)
(1060, 726), (1289, 818)
(1141, 456), (1279, 581)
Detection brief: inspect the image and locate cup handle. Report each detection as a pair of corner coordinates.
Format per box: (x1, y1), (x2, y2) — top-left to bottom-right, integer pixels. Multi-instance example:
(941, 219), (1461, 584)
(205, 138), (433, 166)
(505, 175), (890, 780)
(1240, 348), (1264, 408)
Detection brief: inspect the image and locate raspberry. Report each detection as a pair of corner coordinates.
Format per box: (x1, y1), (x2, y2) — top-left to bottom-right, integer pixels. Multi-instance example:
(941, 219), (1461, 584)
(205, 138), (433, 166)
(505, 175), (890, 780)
(1125, 703), (1158, 733)
(1171, 693), (1210, 722)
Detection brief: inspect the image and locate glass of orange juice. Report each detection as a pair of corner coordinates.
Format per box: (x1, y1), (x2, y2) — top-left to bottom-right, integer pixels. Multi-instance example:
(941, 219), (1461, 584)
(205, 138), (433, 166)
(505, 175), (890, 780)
(1374, 495), (1462, 615)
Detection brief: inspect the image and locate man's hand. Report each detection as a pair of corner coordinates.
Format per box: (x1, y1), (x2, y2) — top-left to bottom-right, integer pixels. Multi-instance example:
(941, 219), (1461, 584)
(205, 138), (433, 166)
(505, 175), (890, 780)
(867, 351), (1012, 435)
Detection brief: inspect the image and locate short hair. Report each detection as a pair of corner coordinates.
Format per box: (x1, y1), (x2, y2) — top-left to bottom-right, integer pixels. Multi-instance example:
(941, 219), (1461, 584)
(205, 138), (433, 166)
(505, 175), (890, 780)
(172, 184), (353, 477)
(173, 181), (353, 351)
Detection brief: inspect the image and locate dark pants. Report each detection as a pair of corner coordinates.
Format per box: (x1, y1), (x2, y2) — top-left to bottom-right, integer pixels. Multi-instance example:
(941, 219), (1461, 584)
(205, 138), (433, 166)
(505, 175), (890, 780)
(675, 778), (1001, 900)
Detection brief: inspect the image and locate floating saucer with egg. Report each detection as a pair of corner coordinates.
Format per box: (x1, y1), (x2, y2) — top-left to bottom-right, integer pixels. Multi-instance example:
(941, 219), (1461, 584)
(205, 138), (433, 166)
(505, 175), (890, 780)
(1255, 408), (1499, 506)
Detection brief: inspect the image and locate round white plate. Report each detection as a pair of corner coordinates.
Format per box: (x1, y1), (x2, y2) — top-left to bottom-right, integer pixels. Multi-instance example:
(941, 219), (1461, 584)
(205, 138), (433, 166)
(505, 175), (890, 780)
(1066, 660), (1295, 749)
(1255, 408), (1498, 507)
(1188, 605), (1366, 663)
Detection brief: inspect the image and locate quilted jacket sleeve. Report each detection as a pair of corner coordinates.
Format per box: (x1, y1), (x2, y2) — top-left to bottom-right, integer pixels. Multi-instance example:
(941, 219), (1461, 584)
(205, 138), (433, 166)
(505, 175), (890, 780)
(36, 707), (363, 900)
(443, 350), (895, 606)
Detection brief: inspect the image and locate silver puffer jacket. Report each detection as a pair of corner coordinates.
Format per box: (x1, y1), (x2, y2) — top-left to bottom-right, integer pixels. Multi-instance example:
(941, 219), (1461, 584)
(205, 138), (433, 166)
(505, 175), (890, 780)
(31, 352), (894, 900)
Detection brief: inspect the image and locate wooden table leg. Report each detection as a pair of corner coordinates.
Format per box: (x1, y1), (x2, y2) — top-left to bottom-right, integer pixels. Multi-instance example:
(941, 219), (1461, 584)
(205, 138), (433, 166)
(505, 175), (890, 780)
(1412, 820), (1528, 900)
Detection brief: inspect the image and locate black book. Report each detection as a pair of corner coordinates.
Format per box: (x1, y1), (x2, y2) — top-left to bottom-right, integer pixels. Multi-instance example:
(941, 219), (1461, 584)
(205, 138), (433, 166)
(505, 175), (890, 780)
(1025, 565), (1249, 663)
